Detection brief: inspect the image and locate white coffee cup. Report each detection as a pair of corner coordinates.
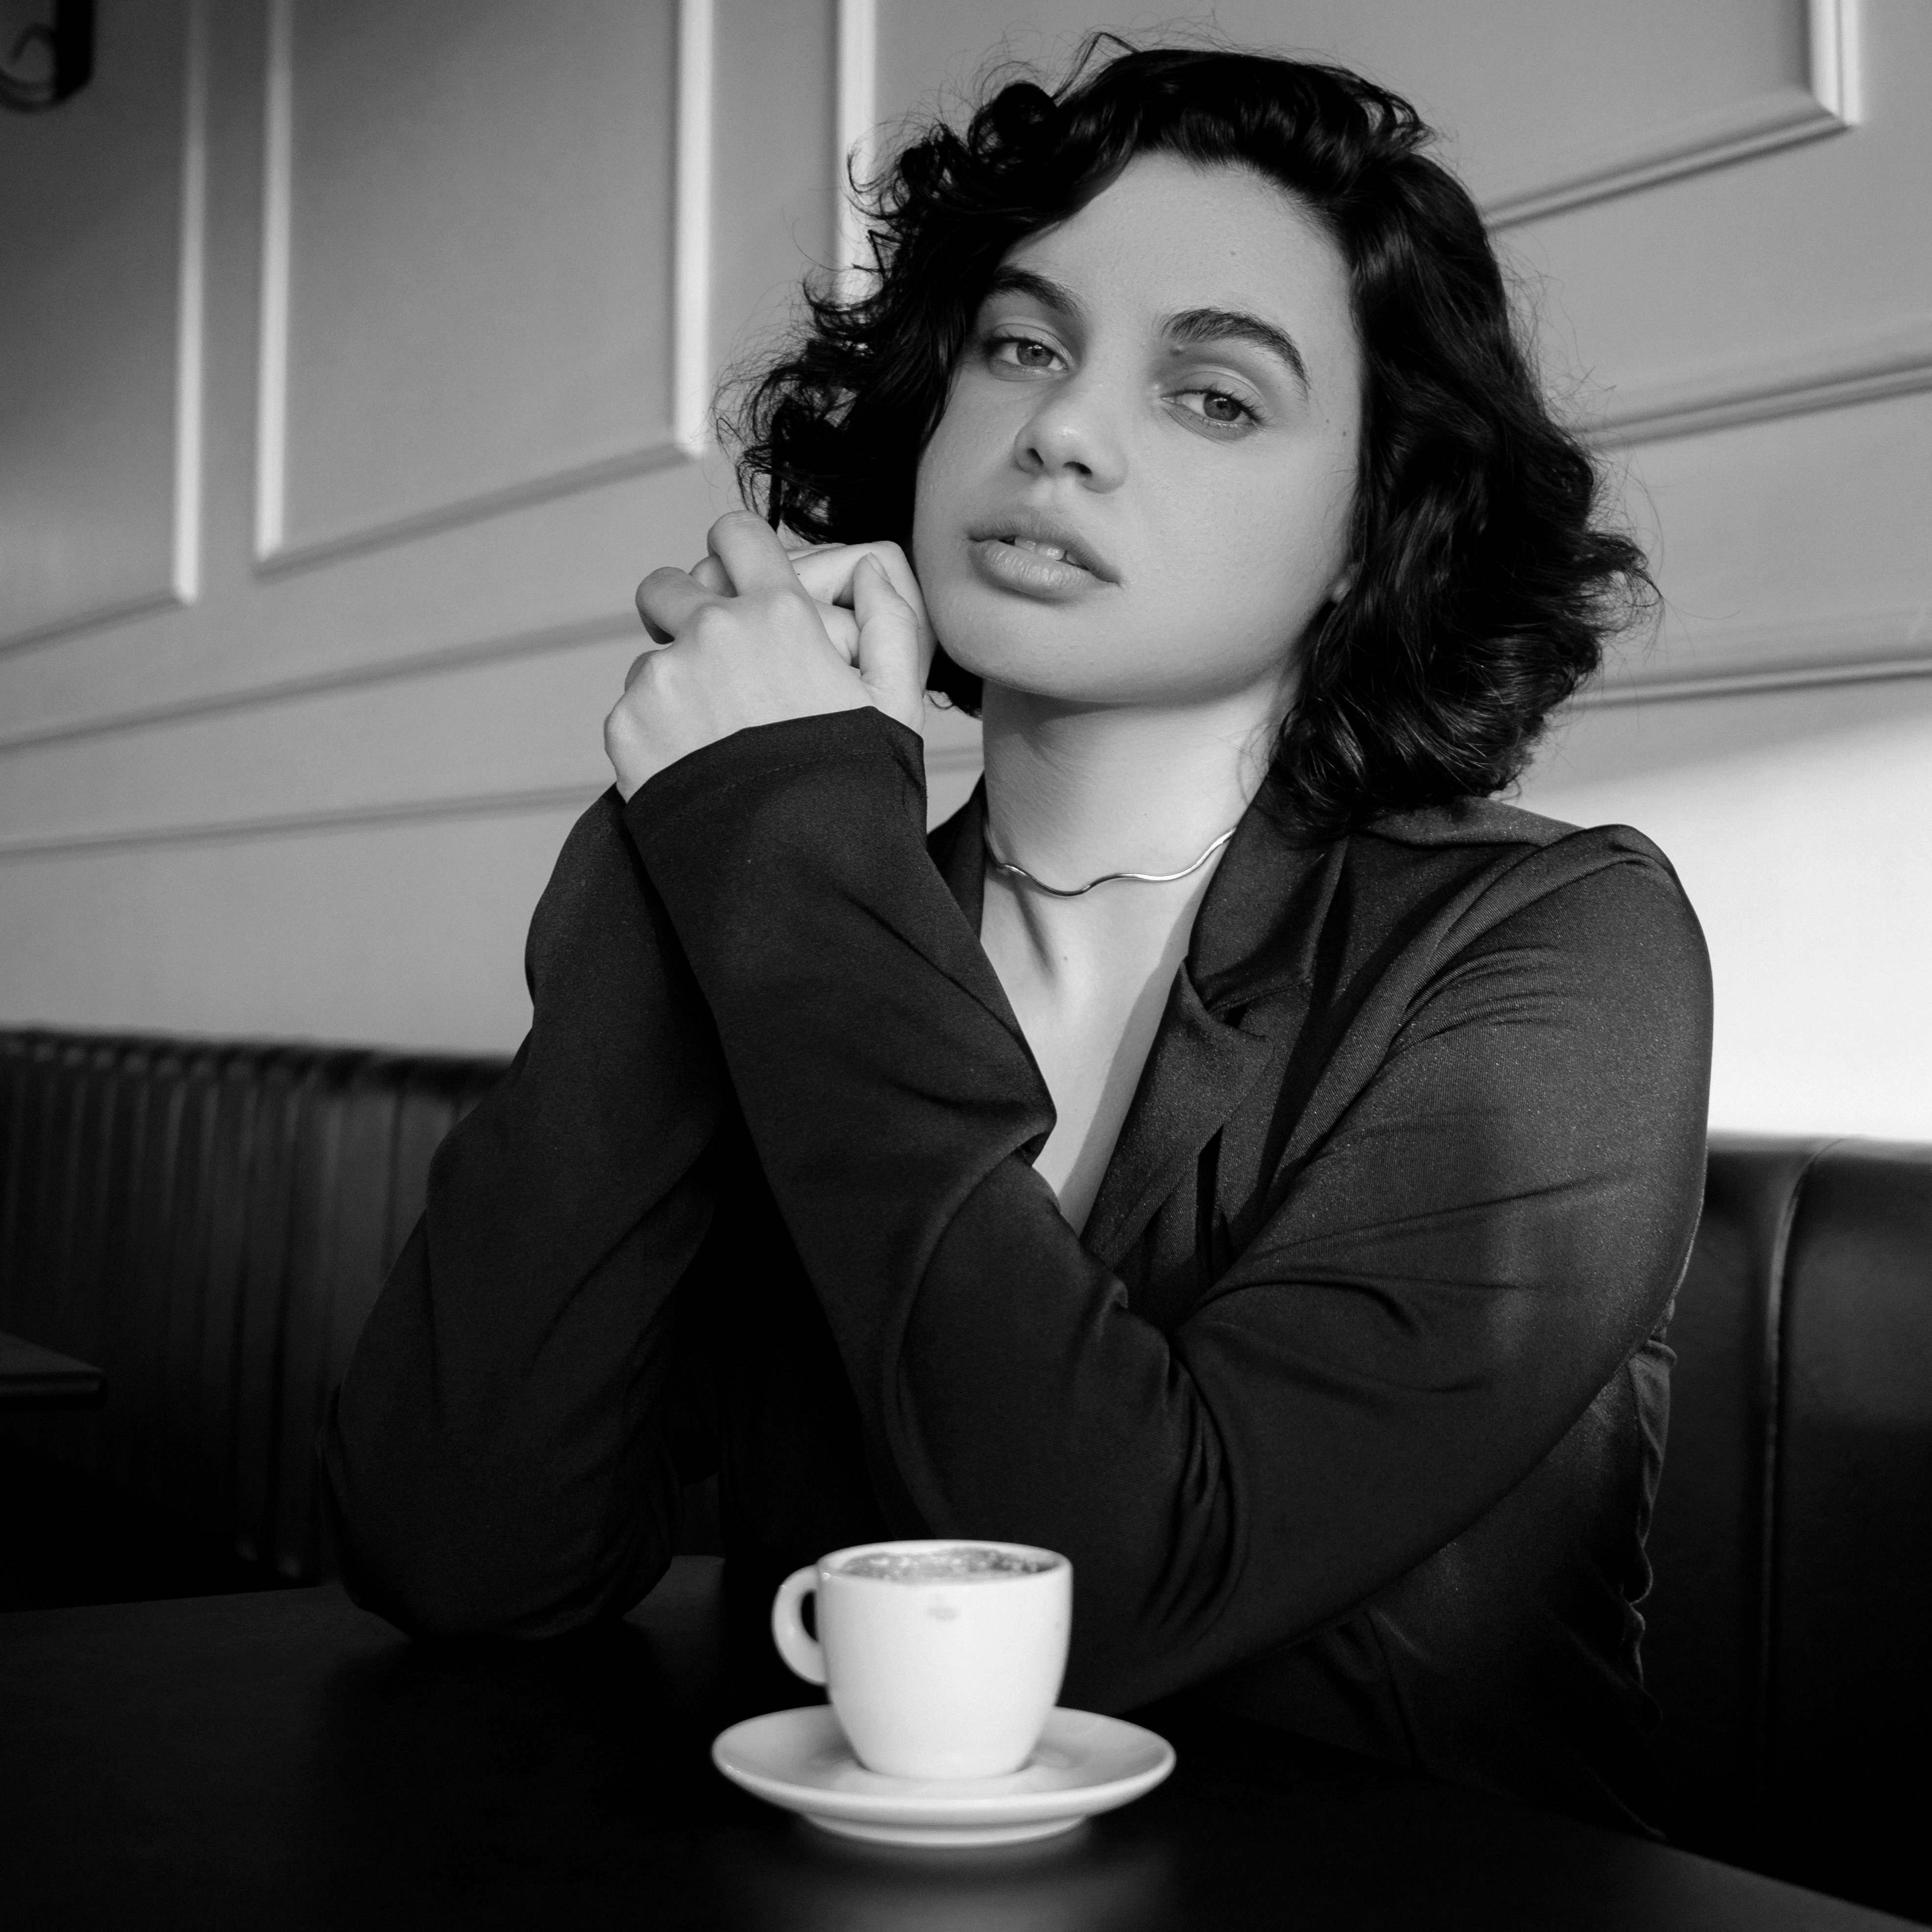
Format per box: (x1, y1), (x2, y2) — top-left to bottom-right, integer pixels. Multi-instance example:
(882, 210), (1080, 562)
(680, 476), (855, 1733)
(770, 1538), (1072, 1780)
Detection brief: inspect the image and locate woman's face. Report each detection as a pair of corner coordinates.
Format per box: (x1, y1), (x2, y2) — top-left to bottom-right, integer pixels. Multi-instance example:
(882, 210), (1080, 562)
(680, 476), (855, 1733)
(912, 152), (1363, 712)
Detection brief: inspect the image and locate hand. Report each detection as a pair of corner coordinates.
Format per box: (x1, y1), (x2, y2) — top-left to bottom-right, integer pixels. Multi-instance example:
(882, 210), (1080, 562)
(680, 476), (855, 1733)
(606, 513), (935, 800)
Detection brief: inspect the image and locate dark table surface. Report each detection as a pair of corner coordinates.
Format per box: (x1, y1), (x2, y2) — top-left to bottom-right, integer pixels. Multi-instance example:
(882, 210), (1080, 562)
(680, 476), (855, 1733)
(0, 1558), (1911, 1932)
(0, 1328), (103, 1408)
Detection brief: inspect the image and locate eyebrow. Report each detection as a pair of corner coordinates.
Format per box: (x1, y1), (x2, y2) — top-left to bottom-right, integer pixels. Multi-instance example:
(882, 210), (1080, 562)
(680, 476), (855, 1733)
(979, 267), (1311, 394)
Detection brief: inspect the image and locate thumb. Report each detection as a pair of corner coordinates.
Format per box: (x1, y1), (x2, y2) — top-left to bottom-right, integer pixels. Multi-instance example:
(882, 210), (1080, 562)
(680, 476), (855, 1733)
(852, 555), (927, 734)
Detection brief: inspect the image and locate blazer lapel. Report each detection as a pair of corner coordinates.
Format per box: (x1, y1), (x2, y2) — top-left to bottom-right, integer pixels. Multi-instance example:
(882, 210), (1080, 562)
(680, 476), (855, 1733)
(930, 782), (989, 931)
(1077, 968), (1278, 1271)
(1081, 782), (1343, 1272)
(930, 775), (1343, 1274)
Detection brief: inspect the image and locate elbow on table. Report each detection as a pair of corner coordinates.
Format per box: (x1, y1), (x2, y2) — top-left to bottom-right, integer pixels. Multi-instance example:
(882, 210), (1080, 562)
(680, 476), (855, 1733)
(317, 1409), (670, 1642)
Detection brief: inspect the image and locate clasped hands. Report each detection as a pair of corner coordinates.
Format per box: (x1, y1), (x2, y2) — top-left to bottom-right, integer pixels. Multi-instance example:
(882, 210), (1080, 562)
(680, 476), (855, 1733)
(605, 510), (938, 801)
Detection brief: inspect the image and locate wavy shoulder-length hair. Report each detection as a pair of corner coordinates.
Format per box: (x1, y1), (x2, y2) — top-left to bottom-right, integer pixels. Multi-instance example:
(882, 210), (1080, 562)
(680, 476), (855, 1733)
(726, 37), (1652, 836)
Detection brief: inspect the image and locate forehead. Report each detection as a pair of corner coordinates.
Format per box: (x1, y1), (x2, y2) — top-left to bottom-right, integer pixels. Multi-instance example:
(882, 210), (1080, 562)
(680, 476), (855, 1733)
(999, 151), (1354, 332)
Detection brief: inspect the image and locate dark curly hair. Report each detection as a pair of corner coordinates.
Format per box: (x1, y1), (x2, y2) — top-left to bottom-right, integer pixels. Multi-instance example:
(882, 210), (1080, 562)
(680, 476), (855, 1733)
(726, 37), (1653, 835)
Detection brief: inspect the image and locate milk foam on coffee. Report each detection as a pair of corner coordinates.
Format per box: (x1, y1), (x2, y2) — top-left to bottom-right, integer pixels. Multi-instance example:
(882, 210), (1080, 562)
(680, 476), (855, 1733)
(837, 1545), (1057, 1582)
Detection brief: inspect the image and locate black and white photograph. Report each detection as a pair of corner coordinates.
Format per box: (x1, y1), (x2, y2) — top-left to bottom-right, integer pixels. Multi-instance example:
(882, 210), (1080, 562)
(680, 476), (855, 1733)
(2, 2), (1928, 1926)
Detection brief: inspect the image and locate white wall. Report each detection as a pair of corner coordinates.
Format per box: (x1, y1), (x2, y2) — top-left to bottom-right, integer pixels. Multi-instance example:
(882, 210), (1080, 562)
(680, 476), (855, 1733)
(2, 1), (1928, 1136)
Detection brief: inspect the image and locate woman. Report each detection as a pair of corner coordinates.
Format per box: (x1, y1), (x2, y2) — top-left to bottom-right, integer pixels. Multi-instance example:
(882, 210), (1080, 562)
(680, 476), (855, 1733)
(324, 43), (1711, 1832)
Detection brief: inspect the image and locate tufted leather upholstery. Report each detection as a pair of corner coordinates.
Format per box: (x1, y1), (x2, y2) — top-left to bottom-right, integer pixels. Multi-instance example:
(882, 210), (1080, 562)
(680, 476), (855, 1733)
(0, 1030), (506, 1582)
(1646, 1135), (1932, 1918)
(2, 1032), (1928, 1914)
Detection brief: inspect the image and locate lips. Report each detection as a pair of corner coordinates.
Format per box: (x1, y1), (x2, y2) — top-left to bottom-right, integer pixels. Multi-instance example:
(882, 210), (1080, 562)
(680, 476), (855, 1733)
(966, 509), (1117, 584)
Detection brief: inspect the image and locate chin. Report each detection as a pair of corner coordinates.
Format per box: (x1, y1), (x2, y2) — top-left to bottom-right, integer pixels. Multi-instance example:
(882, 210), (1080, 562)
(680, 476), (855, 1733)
(942, 645), (1185, 711)
(924, 583), (1108, 701)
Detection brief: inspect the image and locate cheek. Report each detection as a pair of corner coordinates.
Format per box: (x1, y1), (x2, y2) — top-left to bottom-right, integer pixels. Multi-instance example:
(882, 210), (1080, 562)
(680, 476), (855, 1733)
(911, 411), (971, 575)
(1132, 462), (1354, 662)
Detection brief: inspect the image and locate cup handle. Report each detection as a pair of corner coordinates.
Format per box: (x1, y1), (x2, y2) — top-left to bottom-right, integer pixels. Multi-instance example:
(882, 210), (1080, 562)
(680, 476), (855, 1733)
(770, 1565), (827, 1685)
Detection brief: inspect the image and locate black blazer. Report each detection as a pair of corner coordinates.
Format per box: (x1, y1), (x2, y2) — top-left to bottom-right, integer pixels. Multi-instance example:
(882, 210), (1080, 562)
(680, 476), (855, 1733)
(324, 707), (1713, 1831)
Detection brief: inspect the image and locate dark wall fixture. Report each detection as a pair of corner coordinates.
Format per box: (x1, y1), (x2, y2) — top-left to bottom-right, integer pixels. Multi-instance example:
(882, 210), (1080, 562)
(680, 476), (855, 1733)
(0, 0), (93, 112)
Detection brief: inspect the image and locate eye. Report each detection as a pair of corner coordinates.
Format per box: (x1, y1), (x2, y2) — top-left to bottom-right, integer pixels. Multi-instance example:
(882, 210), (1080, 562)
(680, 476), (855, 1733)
(984, 330), (1065, 374)
(1172, 384), (1262, 433)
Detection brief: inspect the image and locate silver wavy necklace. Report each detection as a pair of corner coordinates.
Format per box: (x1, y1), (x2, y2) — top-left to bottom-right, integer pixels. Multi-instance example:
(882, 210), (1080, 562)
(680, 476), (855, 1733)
(984, 823), (1237, 899)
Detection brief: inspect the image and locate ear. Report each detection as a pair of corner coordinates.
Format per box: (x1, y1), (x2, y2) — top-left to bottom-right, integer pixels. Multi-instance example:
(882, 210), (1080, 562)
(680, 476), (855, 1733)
(1328, 565), (1356, 604)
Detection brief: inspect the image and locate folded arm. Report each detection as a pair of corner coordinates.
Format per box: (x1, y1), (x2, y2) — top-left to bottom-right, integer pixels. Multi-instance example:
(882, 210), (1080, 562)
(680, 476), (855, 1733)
(628, 711), (1712, 1710)
(322, 792), (728, 1637)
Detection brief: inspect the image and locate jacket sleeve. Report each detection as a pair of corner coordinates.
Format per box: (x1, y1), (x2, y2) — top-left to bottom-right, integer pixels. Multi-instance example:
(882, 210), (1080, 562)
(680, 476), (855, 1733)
(321, 790), (728, 1637)
(625, 709), (1713, 1712)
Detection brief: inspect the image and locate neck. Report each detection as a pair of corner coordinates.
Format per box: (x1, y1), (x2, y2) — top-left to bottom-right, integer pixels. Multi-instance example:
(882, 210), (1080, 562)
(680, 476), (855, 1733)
(978, 680), (1284, 893)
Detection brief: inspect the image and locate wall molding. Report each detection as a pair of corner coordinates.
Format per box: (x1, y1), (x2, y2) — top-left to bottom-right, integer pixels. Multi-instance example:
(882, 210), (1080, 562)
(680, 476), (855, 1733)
(251, 0), (292, 563)
(1484, 0), (1860, 229)
(0, 0), (209, 658)
(11, 597), (1924, 851)
(0, 585), (181, 663)
(0, 611), (638, 760)
(0, 725), (978, 861)
(252, 443), (694, 579)
(171, 0), (208, 605)
(1576, 605), (1932, 708)
(10, 591), (1924, 761)
(834, 0), (878, 303)
(251, 0), (711, 575)
(1587, 314), (1932, 449)
(15, 607), (1925, 852)
(674, 0), (714, 453)
(0, 781), (605, 866)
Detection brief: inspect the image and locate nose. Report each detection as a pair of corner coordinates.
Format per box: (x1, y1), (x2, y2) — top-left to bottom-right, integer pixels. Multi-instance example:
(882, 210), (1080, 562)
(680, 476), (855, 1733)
(1014, 377), (1126, 491)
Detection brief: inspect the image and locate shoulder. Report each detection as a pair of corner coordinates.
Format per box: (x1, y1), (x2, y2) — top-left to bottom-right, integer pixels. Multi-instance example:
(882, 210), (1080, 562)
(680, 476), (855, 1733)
(1361, 797), (1693, 925)
(1343, 797), (1709, 1001)
(1363, 795), (1582, 852)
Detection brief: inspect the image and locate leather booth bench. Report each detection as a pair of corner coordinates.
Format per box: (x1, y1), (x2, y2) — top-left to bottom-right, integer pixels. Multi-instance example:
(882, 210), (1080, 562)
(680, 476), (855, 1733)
(2, 1027), (1927, 1920)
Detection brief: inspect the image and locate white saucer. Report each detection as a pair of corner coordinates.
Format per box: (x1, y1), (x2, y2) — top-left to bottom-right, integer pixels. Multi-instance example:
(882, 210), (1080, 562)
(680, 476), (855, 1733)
(711, 1705), (1176, 1847)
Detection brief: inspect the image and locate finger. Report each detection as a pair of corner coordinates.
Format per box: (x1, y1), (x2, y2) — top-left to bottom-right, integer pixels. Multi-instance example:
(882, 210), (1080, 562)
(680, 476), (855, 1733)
(792, 543), (937, 659)
(817, 603), (861, 665)
(852, 556), (927, 726)
(706, 510), (801, 595)
(691, 553), (731, 597)
(791, 542), (911, 610)
(634, 566), (716, 643)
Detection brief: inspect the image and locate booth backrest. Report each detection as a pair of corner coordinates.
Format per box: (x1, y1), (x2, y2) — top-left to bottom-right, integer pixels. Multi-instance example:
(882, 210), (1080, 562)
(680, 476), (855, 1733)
(1644, 1135), (1932, 1916)
(2, 1030), (1928, 1913)
(0, 1030), (505, 1581)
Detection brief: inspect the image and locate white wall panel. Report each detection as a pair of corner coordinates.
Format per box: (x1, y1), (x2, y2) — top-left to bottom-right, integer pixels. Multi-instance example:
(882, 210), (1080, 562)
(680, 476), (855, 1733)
(874, 0), (1828, 209)
(1, 0), (1926, 1128)
(0, 0), (201, 648)
(1521, 677), (1932, 1139)
(711, 0), (837, 371)
(1597, 389), (1932, 690)
(0, 633), (634, 852)
(263, 0), (680, 564)
(0, 800), (580, 1050)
